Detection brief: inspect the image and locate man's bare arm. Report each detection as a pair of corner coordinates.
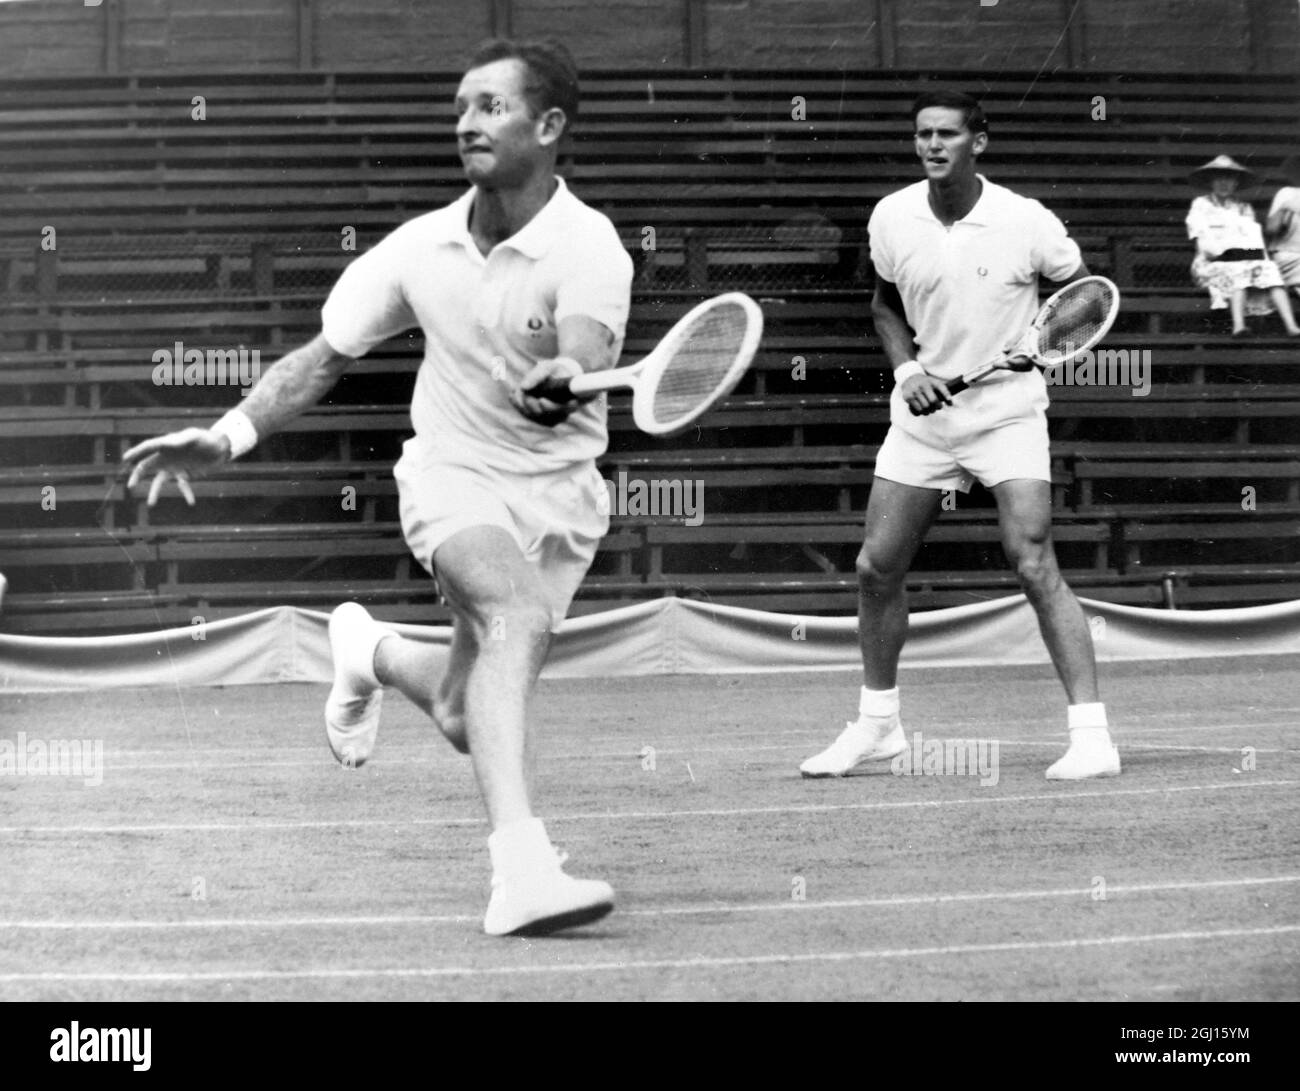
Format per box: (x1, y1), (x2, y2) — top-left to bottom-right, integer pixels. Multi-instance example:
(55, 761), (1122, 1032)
(122, 331), (353, 504)
(1049, 261), (1091, 286)
(555, 313), (620, 374)
(870, 278), (920, 369)
(511, 314), (620, 425)
(872, 278), (951, 415)
(237, 332), (354, 440)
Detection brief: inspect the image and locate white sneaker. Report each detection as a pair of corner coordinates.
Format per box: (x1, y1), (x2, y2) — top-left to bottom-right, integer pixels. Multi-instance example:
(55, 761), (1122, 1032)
(1046, 734), (1120, 780)
(799, 716), (908, 778)
(484, 869), (615, 937)
(484, 819), (614, 936)
(324, 602), (390, 768)
(484, 856), (615, 937)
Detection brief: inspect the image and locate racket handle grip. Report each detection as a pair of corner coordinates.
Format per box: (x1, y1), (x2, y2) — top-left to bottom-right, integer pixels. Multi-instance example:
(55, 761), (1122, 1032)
(907, 376), (967, 415)
(525, 376), (575, 401)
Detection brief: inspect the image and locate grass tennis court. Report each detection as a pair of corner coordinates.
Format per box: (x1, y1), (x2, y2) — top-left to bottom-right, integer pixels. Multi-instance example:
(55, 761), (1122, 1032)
(2, 654), (1297, 1002)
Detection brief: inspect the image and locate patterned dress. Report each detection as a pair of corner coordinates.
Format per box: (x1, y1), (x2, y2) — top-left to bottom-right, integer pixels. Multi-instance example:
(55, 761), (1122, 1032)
(1186, 195), (1285, 316)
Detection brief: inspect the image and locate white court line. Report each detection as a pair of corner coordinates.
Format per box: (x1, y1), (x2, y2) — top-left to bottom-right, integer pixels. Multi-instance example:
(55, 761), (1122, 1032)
(83, 742), (1296, 774)
(22, 722), (1300, 774)
(998, 740), (1296, 756)
(0, 778), (1295, 836)
(1, 924), (1295, 985)
(0, 874), (1294, 932)
(1103, 742), (1295, 755)
(1088, 721), (1299, 737)
(19, 713), (1296, 764)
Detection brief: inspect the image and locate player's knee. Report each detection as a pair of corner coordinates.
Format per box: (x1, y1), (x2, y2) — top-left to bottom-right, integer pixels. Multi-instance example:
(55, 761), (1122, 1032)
(1010, 541), (1058, 595)
(463, 593), (552, 644)
(432, 699), (469, 754)
(855, 548), (906, 595)
(432, 676), (469, 752)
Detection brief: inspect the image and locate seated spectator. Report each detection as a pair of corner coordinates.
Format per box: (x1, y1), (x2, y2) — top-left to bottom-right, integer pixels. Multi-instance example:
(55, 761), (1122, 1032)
(1186, 155), (1299, 336)
(1266, 154), (1300, 296)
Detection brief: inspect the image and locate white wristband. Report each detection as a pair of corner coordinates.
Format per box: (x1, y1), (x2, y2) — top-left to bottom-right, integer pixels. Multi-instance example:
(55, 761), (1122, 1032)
(211, 408), (259, 460)
(892, 359), (926, 385)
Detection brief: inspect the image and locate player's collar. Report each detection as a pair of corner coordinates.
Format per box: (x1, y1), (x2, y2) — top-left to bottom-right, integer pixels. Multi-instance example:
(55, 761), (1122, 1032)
(960, 175), (997, 225)
(443, 176), (572, 259)
(438, 188), (480, 253)
(494, 175), (572, 259)
(912, 174), (998, 226)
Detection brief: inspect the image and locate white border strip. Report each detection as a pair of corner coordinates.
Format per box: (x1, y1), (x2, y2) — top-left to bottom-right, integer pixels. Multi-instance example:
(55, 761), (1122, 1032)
(0, 778), (1294, 835)
(2, 924), (1295, 984)
(0, 874), (1294, 931)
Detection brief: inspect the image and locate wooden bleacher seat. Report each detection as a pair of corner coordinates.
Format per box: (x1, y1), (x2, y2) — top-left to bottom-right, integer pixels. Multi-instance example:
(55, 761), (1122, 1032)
(1, 68), (1297, 630)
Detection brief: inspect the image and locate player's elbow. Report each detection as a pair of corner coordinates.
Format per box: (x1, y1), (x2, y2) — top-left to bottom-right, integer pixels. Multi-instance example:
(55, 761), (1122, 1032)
(305, 332), (354, 378)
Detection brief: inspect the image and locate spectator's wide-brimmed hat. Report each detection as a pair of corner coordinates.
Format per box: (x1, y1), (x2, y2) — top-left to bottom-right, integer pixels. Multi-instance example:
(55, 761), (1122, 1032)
(1188, 154), (1255, 188)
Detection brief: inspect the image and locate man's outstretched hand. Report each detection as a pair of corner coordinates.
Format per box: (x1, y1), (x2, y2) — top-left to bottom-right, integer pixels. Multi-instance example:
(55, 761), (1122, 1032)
(122, 428), (231, 506)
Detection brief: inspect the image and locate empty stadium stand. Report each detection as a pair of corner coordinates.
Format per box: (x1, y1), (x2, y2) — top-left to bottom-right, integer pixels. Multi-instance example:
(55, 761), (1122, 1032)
(2, 69), (1298, 633)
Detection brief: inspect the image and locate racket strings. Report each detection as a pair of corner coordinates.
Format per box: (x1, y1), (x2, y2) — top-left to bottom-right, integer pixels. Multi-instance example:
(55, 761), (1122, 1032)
(1036, 282), (1117, 362)
(651, 301), (751, 424)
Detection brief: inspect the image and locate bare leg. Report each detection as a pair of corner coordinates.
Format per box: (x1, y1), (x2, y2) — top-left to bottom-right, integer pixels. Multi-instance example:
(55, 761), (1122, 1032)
(328, 524), (609, 932)
(855, 478), (945, 689)
(799, 478), (943, 776)
(1230, 289), (1247, 333)
(992, 478), (1099, 703)
(1268, 286), (1300, 333)
(375, 621), (475, 753)
(423, 525), (553, 830)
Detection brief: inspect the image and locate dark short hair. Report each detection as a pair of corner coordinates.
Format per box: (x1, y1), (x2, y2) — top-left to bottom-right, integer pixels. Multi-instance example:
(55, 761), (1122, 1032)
(1280, 154), (1300, 185)
(467, 38), (580, 125)
(911, 90), (988, 136)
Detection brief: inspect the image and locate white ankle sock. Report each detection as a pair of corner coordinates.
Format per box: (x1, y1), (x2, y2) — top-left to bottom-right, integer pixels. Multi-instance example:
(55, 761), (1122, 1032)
(1066, 725), (1111, 747)
(1068, 702), (1108, 731)
(859, 686), (900, 721)
(488, 817), (556, 877)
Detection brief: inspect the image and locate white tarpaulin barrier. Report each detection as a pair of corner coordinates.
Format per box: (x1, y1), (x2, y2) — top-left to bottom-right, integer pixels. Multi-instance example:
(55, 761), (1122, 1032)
(2, 596), (1298, 692)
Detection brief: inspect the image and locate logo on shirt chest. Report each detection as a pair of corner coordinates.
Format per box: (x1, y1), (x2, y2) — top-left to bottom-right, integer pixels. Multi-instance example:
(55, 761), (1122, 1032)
(515, 313), (557, 359)
(524, 314), (556, 348)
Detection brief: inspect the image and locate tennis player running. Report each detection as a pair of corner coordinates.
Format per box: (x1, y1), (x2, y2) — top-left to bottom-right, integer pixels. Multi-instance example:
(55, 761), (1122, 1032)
(123, 39), (633, 935)
(801, 91), (1119, 781)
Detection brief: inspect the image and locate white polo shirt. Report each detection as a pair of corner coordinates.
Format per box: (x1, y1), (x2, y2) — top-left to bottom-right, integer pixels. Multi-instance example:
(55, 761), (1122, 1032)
(322, 176), (633, 475)
(869, 176), (1082, 384)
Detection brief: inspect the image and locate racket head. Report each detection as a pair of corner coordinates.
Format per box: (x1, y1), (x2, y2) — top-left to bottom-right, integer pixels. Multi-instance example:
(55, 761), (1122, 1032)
(631, 292), (764, 436)
(1027, 275), (1120, 370)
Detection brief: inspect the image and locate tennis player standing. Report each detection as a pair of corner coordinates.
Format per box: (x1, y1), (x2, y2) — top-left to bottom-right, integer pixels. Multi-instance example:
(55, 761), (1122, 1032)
(800, 91), (1118, 781)
(124, 39), (632, 935)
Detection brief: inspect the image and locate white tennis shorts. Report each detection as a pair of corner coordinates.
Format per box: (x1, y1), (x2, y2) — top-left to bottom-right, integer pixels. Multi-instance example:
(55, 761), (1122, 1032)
(394, 436), (609, 628)
(876, 371), (1052, 493)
